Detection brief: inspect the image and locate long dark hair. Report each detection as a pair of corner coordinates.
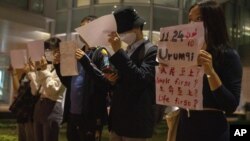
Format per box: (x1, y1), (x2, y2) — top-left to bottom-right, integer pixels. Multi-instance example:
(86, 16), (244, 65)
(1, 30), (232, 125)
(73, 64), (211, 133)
(190, 0), (231, 60)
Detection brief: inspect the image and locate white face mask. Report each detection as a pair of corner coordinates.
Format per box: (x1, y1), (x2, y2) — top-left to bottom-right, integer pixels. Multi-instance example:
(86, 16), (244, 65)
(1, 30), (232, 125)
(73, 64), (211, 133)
(44, 50), (53, 62)
(119, 32), (137, 46)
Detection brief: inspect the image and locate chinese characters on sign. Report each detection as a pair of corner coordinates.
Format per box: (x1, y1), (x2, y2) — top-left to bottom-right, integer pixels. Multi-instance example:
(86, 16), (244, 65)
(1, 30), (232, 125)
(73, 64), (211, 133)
(156, 22), (205, 110)
(156, 66), (204, 109)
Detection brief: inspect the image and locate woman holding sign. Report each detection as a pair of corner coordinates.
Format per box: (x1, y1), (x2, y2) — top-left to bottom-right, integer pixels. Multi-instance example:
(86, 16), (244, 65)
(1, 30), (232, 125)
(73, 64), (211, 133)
(174, 1), (243, 141)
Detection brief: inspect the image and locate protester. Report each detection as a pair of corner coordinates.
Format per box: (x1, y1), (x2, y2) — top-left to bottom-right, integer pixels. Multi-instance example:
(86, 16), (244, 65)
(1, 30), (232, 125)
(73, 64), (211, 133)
(174, 1), (243, 141)
(9, 65), (35, 141)
(29, 38), (65, 141)
(53, 15), (112, 141)
(107, 6), (158, 141)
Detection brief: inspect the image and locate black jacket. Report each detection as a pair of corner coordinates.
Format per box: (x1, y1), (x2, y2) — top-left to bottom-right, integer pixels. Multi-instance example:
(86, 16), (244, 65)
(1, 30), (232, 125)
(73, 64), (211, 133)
(177, 48), (243, 141)
(109, 40), (158, 138)
(54, 48), (110, 128)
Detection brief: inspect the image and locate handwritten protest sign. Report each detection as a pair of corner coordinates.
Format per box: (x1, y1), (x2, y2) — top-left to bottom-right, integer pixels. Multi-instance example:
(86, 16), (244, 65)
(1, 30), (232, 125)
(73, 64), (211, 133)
(27, 40), (44, 61)
(157, 22), (204, 66)
(10, 49), (27, 69)
(156, 23), (205, 110)
(156, 66), (204, 110)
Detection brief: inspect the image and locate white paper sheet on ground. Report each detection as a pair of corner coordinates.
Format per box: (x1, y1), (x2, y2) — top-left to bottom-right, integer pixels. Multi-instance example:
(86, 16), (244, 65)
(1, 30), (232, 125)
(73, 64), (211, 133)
(60, 41), (79, 76)
(10, 49), (27, 69)
(75, 14), (117, 48)
(157, 22), (204, 67)
(27, 40), (44, 61)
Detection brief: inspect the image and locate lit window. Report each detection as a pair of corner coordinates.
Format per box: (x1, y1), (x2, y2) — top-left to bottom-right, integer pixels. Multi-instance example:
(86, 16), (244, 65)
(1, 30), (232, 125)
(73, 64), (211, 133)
(77, 0), (90, 7)
(96, 0), (120, 4)
(124, 0), (150, 3)
(0, 54), (10, 104)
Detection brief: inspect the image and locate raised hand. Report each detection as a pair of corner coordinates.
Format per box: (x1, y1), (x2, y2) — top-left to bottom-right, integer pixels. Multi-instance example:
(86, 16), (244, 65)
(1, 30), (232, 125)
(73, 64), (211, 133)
(108, 32), (121, 52)
(75, 48), (86, 60)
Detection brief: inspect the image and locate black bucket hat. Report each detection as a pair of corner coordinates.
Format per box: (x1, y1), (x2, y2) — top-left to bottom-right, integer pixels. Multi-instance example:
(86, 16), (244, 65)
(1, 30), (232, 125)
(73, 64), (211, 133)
(113, 6), (145, 34)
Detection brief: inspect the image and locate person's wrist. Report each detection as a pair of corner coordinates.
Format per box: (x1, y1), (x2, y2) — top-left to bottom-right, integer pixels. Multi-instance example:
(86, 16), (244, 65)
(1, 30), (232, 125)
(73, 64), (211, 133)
(12, 70), (17, 74)
(206, 69), (216, 78)
(113, 47), (121, 53)
(112, 42), (121, 53)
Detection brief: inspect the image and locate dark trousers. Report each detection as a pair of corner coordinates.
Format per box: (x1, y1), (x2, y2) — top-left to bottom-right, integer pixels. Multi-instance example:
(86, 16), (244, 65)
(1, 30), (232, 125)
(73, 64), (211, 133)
(33, 98), (63, 141)
(176, 110), (229, 141)
(67, 113), (103, 141)
(18, 121), (34, 141)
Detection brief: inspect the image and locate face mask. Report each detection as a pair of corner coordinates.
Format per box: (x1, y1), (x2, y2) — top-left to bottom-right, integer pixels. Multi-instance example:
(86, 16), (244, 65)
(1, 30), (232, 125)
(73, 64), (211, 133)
(44, 50), (53, 62)
(119, 32), (136, 46)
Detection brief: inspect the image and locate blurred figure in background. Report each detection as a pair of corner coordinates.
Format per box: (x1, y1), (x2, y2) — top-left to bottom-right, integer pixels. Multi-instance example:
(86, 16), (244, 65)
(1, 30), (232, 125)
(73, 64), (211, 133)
(9, 63), (35, 141)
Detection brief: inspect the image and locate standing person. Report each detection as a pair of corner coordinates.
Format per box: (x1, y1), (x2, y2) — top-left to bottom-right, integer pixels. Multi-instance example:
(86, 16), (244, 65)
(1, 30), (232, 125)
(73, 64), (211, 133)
(9, 65), (35, 141)
(107, 6), (158, 141)
(174, 1), (243, 141)
(29, 38), (65, 141)
(53, 15), (112, 141)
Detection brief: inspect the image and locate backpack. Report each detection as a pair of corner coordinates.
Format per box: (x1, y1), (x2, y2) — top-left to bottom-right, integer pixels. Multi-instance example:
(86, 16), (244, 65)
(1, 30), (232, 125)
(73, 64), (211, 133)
(9, 75), (40, 123)
(138, 40), (157, 105)
(91, 47), (116, 73)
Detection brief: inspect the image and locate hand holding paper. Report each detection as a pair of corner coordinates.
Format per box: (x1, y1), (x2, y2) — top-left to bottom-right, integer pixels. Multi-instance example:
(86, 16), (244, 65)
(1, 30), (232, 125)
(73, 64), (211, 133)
(75, 49), (86, 60)
(108, 32), (122, 53)
(197, 50), (214, 75)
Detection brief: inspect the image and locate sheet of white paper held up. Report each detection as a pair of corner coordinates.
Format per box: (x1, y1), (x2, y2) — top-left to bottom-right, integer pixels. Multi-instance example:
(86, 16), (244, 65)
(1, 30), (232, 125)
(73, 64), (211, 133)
(60, 41), (79, 76)
(75, 14), (117, 55)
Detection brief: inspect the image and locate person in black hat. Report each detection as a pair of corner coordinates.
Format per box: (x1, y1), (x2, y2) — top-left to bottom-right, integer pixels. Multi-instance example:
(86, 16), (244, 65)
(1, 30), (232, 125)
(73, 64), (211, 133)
(106, 6), (158, 141)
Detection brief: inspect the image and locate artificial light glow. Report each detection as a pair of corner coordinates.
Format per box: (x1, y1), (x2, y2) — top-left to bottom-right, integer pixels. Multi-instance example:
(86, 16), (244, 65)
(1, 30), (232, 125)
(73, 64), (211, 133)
(243, 26), (250, 31)
(32, 31), (50, 37)
(243, 32), (250, 36)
